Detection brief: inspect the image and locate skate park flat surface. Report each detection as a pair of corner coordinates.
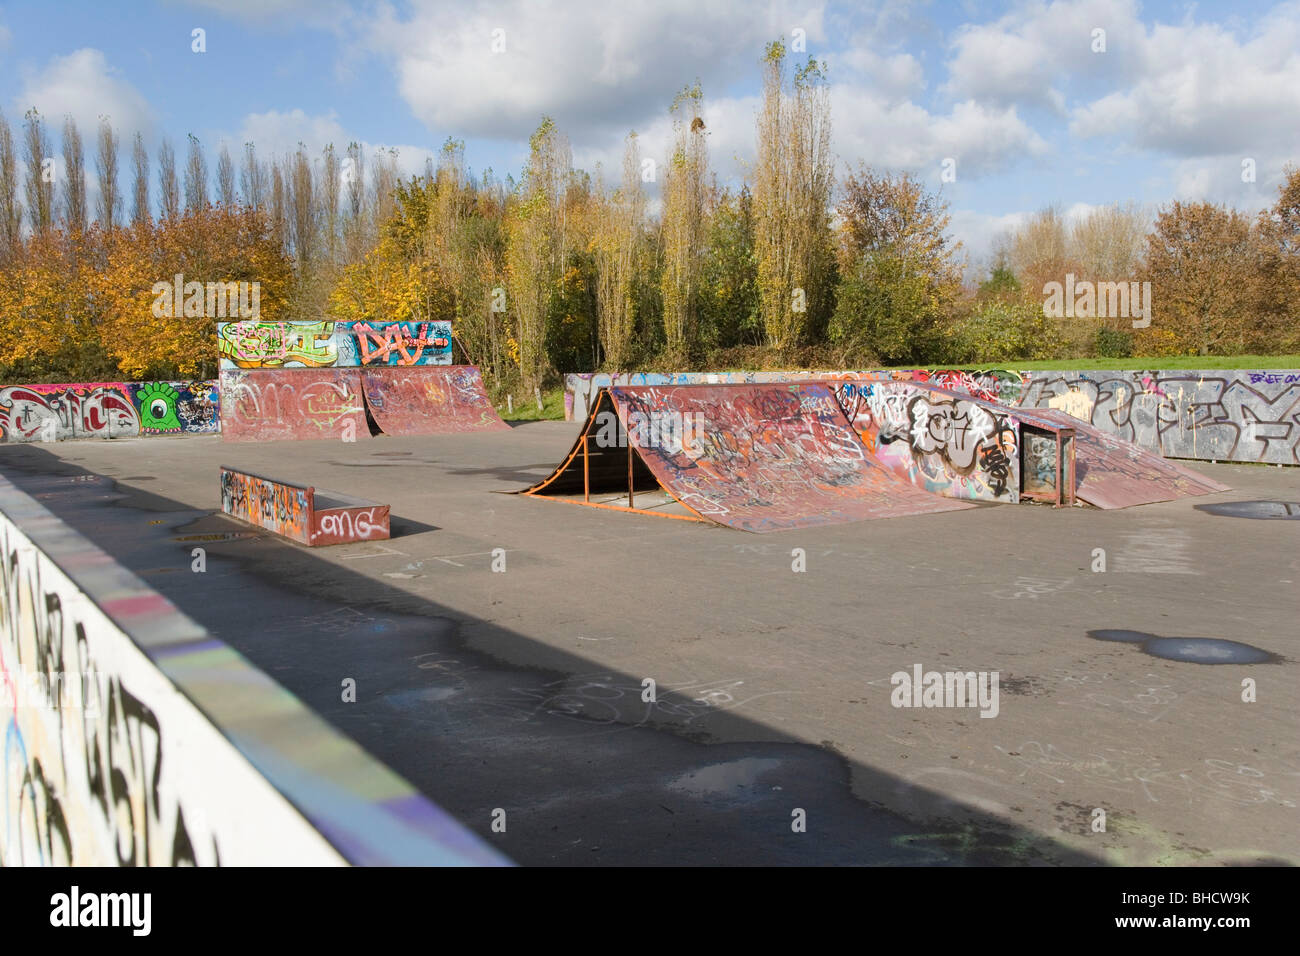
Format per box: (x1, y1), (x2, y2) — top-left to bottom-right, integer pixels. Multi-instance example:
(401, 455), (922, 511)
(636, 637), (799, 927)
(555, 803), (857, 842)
(1, 423), (1295, 866)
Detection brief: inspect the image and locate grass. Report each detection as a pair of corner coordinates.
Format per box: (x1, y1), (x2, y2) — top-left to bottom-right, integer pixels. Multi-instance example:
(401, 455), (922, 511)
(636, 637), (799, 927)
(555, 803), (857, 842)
(496, 386), (567, 421)
(971, 355), (1300, 371)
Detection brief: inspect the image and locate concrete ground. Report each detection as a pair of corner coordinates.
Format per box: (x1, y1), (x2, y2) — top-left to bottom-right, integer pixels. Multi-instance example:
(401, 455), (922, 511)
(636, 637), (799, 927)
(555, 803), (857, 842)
(1, 423), (1296, 866)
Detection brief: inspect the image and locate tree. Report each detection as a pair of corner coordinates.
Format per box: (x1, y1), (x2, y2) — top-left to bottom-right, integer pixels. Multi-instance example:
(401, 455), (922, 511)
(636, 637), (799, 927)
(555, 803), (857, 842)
(95, 118), (121, 231)
(831, 167), (962, 362)
(131, 132), (149, 226)
(240, 142), (265, 210)
(660, 84), (709, 361)
(157, 137), (179, 221)
(61, 117), (88, 233)
(1254, 165), (1300, 352)
(0, 108), (21, 258)
(506, 117), (571, 391)
(216, 144), (236, 207)
(698, 186), (761, 348)
(1142, 201), (1261, 355)
(753, 39), (834, 350)
(593, 132), (645, 368)
(184, 133), (208, 212)
(23, 109), (53, 236)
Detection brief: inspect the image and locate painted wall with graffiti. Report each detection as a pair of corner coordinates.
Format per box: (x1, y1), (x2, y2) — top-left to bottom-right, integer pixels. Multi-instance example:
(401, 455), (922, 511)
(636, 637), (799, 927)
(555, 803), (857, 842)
(569, 368), (1300, 466)
(0, 381), (220, 443)
(833, 380), (1021, 502)
(218, 320), (453, 368)
(0, 474), (506, 865)
(1019, 370), (1300, 465)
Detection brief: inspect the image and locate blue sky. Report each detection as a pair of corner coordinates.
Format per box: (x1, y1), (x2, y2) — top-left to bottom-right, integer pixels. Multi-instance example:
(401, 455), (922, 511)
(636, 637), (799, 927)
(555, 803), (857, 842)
(2, 0), (1297, 271)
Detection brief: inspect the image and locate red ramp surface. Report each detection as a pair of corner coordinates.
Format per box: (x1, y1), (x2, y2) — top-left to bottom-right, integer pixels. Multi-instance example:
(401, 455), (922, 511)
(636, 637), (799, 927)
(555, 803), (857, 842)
(361, 366), (508, 435)
(1029, 407), (1229, 508)
(523, 382), (972, 532)
(220, 368), (368, 442)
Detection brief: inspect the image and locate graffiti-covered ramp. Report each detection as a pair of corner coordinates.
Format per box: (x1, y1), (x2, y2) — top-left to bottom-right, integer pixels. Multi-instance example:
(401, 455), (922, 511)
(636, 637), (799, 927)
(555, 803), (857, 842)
(220, 366), (507, 441)
(360, 366), (508, 435)
(519, 383), (973, 533)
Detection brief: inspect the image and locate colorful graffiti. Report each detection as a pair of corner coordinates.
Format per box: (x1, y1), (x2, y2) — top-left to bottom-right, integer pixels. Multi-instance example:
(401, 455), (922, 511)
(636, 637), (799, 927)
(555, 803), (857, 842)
(833, 380), (1021, 502)
(217, 320), (452, 369)
(0, 381), (220, 442)
(219, 320), (338, 368)
(347, 321), (452, 366)
(220, 468), (312, 542)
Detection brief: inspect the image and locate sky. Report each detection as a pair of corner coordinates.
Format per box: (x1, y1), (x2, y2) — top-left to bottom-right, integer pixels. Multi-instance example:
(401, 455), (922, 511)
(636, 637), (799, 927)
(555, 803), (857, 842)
(1, 0), (1297, 274)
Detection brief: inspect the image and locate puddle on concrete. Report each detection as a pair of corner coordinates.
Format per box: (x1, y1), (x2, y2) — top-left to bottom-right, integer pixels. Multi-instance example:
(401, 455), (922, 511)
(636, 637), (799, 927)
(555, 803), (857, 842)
(1195, 500), (1300, 520)
(1089, 629), (1280, 664)
(668, 757), (783, 796)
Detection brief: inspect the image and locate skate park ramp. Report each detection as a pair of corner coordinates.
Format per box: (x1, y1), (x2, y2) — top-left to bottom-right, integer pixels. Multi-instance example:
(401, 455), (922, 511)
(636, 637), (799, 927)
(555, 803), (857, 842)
(520, 382), (973, 533)
(221, 366), (506, 441)
(1029, 406), (1230, 508)
(359, 366), (509, 436)
(221, 368), (369, 442)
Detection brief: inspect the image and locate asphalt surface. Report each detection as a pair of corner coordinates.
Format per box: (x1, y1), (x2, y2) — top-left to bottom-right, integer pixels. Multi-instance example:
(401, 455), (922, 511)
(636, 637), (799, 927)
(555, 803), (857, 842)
(1, 423), (1296, 866)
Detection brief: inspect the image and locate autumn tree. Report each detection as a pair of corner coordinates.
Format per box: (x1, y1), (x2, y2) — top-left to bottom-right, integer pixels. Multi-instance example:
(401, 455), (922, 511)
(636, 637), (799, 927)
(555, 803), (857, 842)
(1141, 201), (1261, 355)
(157, 137), (179, 221)
(216, 144), (236, 207)
(830, 167), (961, 363)
(184, 133), (208, 213)
(0, 108), (21, 258)
(61, 117), (87, 234)
(506, 117), (571, 391)
(95, 118), (121, 231)
(753, 40), (834, 351)
(1253, 165), (1300, 352)
(593, 132), (645, 368)
(130, 132), (149, 226)
(23, 109), (53, 235)
(660, 84), (709, 361)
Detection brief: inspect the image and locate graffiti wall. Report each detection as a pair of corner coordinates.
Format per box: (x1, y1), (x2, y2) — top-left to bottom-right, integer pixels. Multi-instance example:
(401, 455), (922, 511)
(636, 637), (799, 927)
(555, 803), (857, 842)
(569, 369), (1300, 466)
(1020, 371), (1300, 465)
(833, 380), (1021, 502)
(0, 381), (220, 443)
(218, 320), (453, 368)
(0, 474), (506, 865)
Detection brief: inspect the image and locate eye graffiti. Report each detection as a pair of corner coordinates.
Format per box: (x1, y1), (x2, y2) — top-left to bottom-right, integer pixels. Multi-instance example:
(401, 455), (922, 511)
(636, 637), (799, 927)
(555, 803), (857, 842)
(136, 382), (182, 433)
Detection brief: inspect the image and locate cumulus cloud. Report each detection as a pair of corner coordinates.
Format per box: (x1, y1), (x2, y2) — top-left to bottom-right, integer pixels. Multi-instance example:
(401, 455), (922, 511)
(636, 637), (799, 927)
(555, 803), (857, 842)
(235, 108), (438, 179)
(832, 89), (1048, 180)
(366, 0), (827, 145)
(1069, 11), (1300, 157)
(943, 0), (1143, 112)
(13, 49), (157, 140)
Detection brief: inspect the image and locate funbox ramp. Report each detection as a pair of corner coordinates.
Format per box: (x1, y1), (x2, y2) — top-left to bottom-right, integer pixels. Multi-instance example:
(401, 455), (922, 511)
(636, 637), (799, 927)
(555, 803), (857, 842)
(827, 377), (1227, 509)
(220, 366), (506, 441)
(1027, 407), (1230, 509)
(518, 382), (973, 532)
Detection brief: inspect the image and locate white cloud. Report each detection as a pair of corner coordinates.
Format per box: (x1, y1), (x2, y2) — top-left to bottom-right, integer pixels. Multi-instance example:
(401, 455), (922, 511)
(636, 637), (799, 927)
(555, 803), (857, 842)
(1069, 10), (1300, 157)
(832, 89), (1048, 180)
(0, 21), (12, 55)
(367, 0), (828, 146)
(235, 109), (438, 180)
(13, 49), (157, 141)
(949, 207), (1030, 276)
(943, 0), (1142, 112)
